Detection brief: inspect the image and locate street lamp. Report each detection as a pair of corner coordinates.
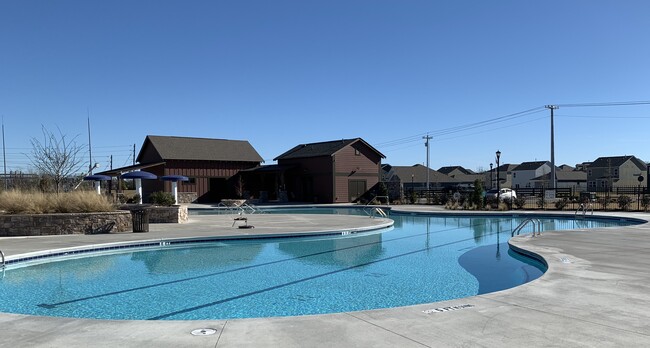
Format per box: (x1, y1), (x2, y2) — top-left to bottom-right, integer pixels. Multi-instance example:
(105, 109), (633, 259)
(496, 150), (501, 200)
(490, 163), (493, 189)
(411, 174), (415, 197)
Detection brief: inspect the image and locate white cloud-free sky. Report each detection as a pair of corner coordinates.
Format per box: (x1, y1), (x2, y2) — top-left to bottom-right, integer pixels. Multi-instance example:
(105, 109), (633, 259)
(2, 0), (649, 173)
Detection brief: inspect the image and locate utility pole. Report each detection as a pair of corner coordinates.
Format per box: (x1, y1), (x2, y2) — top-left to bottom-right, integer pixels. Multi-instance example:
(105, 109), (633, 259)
(545, 105), (559, 192)
(423, 134), (432, 190)
(2, 116), (6, 190)
(87, 113), (93, 174)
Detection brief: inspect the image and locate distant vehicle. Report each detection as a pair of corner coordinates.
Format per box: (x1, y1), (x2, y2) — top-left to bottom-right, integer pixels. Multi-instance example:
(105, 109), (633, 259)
(486, 188), (517, 200)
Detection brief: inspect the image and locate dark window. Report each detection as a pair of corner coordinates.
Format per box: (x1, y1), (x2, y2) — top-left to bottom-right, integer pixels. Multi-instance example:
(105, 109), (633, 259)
(185, 177), (196, 184)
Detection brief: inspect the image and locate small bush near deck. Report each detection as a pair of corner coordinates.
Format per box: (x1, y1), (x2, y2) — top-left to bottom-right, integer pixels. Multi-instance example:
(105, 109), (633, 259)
(617, 195), (633, 211)
(149, 191), (175, 206)
(0, 190), (114, 214)
(554, 198), (569, 210)
(514, 196), (526, 209)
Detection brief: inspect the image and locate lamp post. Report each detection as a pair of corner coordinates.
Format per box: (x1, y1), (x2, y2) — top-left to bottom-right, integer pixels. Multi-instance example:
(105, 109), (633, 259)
(490, 163), (493, 189)
(496, 151), (501, 200)
(411, 174), (415, 202)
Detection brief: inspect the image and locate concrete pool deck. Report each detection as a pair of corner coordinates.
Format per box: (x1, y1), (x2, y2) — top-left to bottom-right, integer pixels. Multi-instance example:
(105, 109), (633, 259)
(1, 205), (650, 347)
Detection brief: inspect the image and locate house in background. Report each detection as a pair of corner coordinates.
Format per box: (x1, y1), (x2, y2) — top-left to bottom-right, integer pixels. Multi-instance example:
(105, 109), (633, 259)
(438, 166), (474, 178)
(586, 155), (647, 191)
(438, 165), (485, 189)
(530, 167), (587, 190)
(511, 161), (552, 188)
(274, 138), (385, 203)
(383, 164), (459, 200)
(486, 164), (518, 189)
(100, 135), (263, 203)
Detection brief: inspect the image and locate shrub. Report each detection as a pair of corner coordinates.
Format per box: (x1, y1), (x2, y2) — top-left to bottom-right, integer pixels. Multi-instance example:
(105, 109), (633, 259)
(514, 196), (526, 209)
(149, 191), (175, 206)
(502, 197), (514, 210)
(486, 196), (498, 210)
(127, 193), (141, 204)
(642, 195), (650, 212)
(598, 196), (612, 210)
(554, 198), (569, 210)
(617, 195), (633, 211)
(0, 190), (114, 214)
(469, 180), (484, 209)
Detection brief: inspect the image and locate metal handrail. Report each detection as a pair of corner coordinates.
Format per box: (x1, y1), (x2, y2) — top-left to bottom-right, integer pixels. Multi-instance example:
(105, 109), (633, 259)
(363, 196), (389, 218)
(512, 218), (542, 237)
(0, 249), (5, 269)
(575, 202), (593, 218)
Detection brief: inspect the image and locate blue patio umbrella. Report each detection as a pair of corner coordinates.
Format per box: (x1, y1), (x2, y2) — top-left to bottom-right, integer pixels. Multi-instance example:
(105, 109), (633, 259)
(121, 171), (158, 204)
(83, 174), (112, 194)
(160, 175), (189, 204)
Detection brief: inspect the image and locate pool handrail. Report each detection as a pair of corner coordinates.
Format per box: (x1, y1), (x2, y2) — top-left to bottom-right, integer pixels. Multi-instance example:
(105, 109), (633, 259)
(512, 218), (542, 237)
(575, 202), (594, 218)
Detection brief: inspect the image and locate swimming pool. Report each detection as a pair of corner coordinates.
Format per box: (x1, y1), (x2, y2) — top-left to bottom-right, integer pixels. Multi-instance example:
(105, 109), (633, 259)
(0, 209), (638, 320)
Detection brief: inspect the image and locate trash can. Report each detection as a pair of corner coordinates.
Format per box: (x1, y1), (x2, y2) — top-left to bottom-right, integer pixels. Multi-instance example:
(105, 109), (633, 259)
(131, 208), (150, 232)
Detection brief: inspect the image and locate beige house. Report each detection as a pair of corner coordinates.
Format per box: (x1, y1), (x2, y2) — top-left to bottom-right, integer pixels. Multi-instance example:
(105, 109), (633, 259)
(587, 155), (647, 190)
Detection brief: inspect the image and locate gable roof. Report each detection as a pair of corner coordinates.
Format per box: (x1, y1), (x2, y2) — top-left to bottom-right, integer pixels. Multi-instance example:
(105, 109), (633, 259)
(136, 135), (263, 163)
(512, 161), (550, 171)
(531, 170), (587, 182)
(386, 164), (459, 183)
(274, 138), (385, 161)
(438, 166), (474, 175)
(590, 155), (647, 170)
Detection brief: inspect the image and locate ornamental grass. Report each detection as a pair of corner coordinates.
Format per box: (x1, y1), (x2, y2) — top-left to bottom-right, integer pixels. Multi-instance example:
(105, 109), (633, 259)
(0, 190), (115, 214)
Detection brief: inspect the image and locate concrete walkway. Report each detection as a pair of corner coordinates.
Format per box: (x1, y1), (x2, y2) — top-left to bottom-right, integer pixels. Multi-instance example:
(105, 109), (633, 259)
(1, 207), (650, 347)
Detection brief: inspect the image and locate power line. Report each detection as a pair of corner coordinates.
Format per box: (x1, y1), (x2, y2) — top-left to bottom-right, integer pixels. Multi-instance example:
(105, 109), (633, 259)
(375, 107), (546, 149)
(556, 101), (650, 108)
(557, 114), (650, 119)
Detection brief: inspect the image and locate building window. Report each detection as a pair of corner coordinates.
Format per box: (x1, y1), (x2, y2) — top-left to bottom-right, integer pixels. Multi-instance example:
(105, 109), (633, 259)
(354, 149), (360, 156)
(513, 172), (516, 178)
(613, 168), (619, 177)
(588, 169), (592, 176)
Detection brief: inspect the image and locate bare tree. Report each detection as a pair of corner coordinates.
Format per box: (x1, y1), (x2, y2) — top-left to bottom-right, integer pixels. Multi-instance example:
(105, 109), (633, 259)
(28, 126), (86, 193)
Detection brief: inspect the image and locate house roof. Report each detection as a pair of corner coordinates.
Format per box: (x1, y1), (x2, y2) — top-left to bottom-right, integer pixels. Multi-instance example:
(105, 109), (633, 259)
(386, 164), (459, 184)
(136, 135), (263, 163)
(96, 161), (166, 176)
(438, 166), (474, 175)
(512, 161), (550, 171)
(590, 155), (647, 170)
(274, 138), (385, 161)
(531, 171), (587, 182)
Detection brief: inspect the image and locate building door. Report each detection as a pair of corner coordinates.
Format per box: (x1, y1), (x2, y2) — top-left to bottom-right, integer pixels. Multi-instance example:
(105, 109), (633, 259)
(348, 179), (367, 202)
(208, 178), (229, 202)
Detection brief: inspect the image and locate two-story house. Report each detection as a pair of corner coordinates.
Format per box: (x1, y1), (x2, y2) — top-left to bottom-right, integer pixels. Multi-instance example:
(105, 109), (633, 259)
(511, 161), (552, 188)
(586, 155), (647, 191)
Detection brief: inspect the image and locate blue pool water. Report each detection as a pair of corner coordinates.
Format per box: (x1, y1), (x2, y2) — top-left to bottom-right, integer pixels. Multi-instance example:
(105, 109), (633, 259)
(0, 210), (637, 320)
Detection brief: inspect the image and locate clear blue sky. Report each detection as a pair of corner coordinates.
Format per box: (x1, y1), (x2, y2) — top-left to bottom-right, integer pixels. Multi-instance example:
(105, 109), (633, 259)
(2, 0), (650, 174)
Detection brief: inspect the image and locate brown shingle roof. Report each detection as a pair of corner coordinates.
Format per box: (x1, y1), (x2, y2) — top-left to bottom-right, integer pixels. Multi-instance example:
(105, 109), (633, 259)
(136, 135), (263, 163)
(274, 138), (385, 160)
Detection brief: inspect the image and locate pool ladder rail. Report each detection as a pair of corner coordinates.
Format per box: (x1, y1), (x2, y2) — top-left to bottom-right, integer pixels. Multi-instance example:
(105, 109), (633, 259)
(512, 218), (542, 237)
(363, 196), (390, 218)
(0, 248), (5, 269)
(575, 202), (594, 218)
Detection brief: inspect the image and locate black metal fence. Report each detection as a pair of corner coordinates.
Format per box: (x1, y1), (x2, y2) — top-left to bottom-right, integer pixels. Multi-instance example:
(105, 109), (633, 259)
(401, 185), (650, 212)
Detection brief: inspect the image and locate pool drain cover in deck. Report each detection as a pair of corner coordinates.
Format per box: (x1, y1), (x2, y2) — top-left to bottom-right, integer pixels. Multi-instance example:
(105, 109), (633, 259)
(191, 328), (217, 336)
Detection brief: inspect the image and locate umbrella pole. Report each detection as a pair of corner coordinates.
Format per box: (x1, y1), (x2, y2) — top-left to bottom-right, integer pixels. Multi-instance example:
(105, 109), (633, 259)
(136, 178), (143, 204)
(172, 181), (178, 205)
